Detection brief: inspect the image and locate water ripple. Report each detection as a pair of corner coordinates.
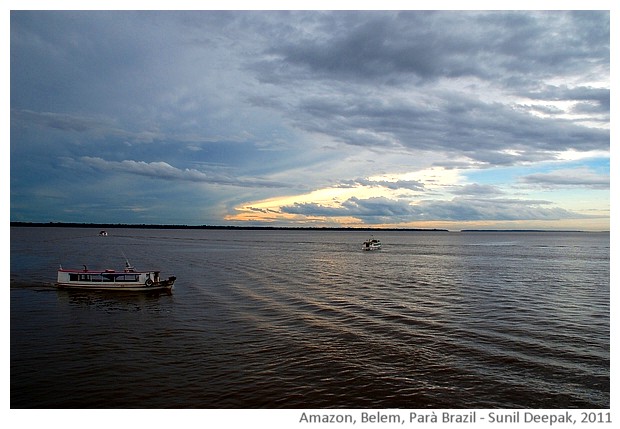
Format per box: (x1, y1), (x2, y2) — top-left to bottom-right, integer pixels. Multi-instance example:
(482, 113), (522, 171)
(11, 228), (609, 408)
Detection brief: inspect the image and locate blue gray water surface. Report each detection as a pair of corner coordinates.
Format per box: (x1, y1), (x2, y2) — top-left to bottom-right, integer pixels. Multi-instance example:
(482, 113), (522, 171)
(10, 227), (609, 408)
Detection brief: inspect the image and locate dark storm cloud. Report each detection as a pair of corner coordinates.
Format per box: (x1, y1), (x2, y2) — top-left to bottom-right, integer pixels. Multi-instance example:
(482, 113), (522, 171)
(410, 198), (586, 222)
(525, 85), (610, 104)
(11, 109), (160, 143)
(250, 11), (609, 165)
(519, 169), (610, 189)
(286, 93), (608, 165)
(11, 11), (157, 112)
(282, 195), (586, 224)
(72, 156), (289, 188)
(523, 85), (610, 116)
(283, 197), (417, 222)
(12, 110), (103, 133)
(256, 11), (608, 84)
(11, 109), (247, 147)
(337, 177), (425, 191)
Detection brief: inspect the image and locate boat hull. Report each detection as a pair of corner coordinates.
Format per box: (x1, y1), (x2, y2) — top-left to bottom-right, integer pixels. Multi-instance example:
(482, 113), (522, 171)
(362, 238), (382, 251)
(55, 277), (176, 291)
(362, 245), (381, 251)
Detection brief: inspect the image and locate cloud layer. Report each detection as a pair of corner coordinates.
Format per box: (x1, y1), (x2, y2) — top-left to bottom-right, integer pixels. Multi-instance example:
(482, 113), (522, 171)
(10, 11), (610, 229)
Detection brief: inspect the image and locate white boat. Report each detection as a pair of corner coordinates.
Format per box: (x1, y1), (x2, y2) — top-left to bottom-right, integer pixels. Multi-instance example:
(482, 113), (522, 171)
(362, 238), (382, 251)
(56, 261), (176, 291)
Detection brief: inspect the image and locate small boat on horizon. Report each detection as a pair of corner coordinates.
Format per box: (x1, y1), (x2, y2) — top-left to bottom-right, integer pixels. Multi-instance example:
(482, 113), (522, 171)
(56, 260), (176, 291)
(362, 238), (382, 251)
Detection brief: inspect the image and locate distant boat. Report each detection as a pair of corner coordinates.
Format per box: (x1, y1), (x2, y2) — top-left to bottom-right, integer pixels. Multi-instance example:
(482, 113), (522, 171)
(99, 230), (108, 236)
(362, 238), (382, 251)
(56, 260), (176, 291)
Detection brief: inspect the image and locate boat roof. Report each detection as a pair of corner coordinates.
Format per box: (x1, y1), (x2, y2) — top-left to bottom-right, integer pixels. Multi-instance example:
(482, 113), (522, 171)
(58, 268), (157, 274)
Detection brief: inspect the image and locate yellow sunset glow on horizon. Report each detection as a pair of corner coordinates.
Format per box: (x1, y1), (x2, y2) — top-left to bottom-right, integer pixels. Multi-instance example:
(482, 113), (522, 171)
(224, 163), (609, 231)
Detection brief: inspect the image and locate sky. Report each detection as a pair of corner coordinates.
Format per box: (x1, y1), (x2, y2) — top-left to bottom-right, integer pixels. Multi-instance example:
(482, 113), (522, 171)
(9, 7), (611, 230)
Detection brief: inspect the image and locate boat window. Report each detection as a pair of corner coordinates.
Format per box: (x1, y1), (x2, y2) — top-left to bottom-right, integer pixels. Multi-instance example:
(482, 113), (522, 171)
(69, 273), (141, 282)
(113, 274), (139, 282)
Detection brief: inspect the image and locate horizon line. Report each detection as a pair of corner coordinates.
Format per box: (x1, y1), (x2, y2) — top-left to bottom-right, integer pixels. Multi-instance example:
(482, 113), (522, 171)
(9, 221), (608, 233)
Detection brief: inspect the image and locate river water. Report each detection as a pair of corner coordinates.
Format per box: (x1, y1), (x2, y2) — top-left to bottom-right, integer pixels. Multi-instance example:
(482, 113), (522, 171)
(10, 227), (610, 408)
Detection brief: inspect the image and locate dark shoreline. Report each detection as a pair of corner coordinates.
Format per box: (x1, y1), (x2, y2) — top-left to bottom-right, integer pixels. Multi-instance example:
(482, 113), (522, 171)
(9, 221), (448, 232)
(9, 222), (606, 233)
